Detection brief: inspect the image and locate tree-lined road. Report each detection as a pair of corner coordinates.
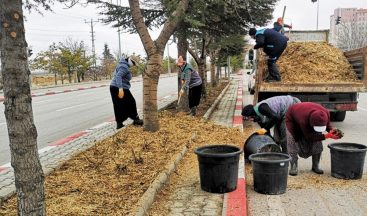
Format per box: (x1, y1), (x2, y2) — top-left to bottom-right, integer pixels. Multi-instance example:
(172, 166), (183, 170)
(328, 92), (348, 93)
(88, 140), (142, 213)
(0, 75), (178, 165)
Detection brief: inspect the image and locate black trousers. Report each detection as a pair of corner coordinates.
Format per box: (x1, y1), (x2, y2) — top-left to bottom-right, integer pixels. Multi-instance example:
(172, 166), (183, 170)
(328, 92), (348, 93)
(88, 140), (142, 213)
(188, 84), (202, 108)
(110, 86), (139, 123)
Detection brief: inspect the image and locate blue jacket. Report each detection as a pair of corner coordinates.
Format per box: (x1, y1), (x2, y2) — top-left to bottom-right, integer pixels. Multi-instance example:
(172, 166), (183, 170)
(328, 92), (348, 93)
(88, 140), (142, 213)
(254, 28), (288, 57)
(110, 58), (132, 89)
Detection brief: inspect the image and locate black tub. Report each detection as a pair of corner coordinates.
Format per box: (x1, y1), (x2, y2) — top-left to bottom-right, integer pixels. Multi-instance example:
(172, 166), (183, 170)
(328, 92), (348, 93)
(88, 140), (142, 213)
(249, 152), (291, 195)
(328, 143), (367, 180)
(194, 145), (242, 193)
(244, 133), (281, 162)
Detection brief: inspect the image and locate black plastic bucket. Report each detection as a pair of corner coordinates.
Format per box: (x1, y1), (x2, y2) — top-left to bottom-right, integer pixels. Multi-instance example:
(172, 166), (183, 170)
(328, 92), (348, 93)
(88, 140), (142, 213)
(244, 133), (281, 161)
(328, 143), (367, 180)
(249, 152), (291, 195)
(194, 144), (242, 193)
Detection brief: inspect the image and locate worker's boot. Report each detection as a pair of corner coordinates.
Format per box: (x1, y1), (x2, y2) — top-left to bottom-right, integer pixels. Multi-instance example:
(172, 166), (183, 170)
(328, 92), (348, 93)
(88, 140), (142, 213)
(267, 59), (281, 81)
(133, 116), (144, 126)
(312, 153), (324, 174)
(189, 106), (197, 116)
(116, 122), (124, 129)
(289, 159), (298, 176)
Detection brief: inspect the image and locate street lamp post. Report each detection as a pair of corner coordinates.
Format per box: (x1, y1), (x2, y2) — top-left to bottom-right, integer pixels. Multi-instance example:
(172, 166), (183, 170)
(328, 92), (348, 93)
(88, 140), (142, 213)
(312, 0), (319, 30)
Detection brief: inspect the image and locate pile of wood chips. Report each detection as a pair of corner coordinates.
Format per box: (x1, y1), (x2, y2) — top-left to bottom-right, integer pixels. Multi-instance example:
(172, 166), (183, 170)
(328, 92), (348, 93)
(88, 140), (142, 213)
(278, 42), (359, 83)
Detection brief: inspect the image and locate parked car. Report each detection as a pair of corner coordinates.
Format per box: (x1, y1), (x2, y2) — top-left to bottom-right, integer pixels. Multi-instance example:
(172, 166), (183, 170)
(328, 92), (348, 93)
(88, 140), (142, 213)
(247, 49), (256, 95)
(247, 68), (256, 95)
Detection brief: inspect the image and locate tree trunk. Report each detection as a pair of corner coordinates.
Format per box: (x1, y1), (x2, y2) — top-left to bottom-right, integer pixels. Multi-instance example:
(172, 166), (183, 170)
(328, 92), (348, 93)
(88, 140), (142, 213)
(197, 58), (207, 98)
(54, 72), (57, 85)
(0, 1), (46, 215)
(68, 70), (72, 83)
(216, 64), (220, 81)
(209, 51), (217, 87)
(143, 54), (161, 131)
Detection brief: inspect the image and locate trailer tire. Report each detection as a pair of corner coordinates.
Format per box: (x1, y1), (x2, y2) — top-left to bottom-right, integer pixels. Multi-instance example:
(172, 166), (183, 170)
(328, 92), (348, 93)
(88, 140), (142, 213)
(331, 111), (346, 122)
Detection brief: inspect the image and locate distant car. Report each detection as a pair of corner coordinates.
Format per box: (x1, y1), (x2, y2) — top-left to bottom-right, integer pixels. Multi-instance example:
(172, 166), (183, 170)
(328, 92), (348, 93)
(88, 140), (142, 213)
(247, 68), (256, 95)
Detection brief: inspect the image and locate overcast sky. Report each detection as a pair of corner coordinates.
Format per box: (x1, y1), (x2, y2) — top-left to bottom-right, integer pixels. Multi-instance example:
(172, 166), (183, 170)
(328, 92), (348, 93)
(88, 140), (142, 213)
(24, 0), (367, 59)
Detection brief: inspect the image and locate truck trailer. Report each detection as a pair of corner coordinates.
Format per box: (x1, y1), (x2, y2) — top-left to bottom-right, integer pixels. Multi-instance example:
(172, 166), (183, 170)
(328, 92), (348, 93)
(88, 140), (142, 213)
(252, 30), (367, 122)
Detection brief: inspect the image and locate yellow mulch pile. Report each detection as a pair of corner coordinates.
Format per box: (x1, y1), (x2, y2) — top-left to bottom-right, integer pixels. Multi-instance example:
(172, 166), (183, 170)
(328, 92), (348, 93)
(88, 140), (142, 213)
(278, 42), (359, 83)
(0, 81), (240, 215)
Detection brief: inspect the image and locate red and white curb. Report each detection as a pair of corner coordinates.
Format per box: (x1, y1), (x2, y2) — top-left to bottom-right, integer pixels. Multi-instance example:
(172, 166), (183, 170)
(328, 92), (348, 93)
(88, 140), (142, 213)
(0, 92), (178, 174)
(223, 74), (247, 216)
(0, 84), (108, 102)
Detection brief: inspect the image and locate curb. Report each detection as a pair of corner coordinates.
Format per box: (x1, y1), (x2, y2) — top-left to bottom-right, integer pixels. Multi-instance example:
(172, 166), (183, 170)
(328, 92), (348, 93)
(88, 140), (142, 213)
(203, 81), (231, 121)
(133, 145), (188, 216)
(223, 74), (247, 216)
(0, 84), (108, 102)
(131, 81), (232, 216)
(0, 73), (178, 102)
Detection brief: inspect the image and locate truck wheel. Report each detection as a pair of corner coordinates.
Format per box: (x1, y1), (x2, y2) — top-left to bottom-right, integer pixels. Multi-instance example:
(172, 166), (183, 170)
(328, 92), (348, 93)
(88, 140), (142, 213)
(330, 111), (346, 122)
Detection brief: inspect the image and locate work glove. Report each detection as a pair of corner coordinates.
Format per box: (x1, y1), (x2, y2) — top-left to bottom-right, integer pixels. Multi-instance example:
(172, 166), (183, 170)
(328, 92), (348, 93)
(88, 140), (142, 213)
(331, 128), (344, 139)
(324, 131), (340, 140)
(256, 128), (267, 135)
(118, 88), (124, 99)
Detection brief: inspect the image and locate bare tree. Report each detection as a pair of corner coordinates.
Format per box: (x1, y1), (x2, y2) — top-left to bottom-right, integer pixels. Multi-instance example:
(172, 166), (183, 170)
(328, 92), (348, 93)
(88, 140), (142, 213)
(0, 0), (45, 214)
(336, 22), (367, 51)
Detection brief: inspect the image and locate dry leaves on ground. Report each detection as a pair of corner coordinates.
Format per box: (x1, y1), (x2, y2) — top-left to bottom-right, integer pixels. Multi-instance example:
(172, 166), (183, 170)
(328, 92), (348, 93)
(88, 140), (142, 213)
(278, 42), (358, 83)
(0, 81), (232, 215)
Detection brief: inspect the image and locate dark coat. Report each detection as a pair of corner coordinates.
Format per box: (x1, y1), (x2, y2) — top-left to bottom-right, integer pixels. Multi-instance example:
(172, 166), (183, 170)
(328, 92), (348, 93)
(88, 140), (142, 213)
(253, 28), (289, 58)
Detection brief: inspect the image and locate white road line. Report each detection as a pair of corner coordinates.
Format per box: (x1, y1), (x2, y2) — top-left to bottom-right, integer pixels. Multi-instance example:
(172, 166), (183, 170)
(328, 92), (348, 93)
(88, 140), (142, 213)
(358, 106), (367, 112)
(56, 103), (88, 112)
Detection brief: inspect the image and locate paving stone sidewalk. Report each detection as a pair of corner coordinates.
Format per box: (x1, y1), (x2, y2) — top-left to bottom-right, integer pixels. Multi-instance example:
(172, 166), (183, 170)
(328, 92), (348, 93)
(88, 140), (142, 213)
(155, 76), (244, 216)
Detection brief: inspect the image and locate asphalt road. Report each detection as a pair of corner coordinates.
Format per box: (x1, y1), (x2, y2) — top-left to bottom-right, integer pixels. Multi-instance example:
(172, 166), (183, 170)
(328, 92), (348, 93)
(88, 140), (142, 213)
(0, 75), (178, 165)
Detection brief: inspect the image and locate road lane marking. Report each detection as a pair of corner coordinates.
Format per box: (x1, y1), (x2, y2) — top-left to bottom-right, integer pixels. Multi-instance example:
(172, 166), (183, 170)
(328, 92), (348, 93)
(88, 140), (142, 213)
(56, 103), (88, 112)
(358, 106), (367, 112)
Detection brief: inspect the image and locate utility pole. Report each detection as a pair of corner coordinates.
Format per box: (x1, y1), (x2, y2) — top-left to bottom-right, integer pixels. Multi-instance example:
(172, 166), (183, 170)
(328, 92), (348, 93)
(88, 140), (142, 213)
(85, 18), (98, 81)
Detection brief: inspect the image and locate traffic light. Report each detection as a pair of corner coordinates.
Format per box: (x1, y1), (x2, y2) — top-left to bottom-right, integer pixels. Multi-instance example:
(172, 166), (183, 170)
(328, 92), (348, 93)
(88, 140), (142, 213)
(336, 16), (341, 25)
